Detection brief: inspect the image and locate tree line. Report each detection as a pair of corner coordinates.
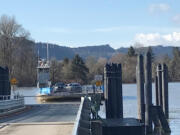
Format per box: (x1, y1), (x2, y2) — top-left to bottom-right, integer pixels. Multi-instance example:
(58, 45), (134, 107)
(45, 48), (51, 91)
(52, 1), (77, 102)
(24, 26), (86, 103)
(0, 15), (36, 86)
(1, 15), (180, 86)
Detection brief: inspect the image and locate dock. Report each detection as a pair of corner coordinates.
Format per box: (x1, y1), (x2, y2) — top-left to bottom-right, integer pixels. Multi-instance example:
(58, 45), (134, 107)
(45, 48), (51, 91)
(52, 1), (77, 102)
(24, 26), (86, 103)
(73, 52), (171, 135)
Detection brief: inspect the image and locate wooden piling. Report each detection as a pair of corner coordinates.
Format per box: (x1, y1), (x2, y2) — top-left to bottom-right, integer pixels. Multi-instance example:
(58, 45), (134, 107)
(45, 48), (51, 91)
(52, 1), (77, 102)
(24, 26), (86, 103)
(162, 64), (169, 119)
(144, 52), (153, 134)
(157, 64), (163, 106)
(117, 64), (123, 118)
(136, 54), (145, 123)
(155, 76), (159, 106)
(104, 63), (123, 119)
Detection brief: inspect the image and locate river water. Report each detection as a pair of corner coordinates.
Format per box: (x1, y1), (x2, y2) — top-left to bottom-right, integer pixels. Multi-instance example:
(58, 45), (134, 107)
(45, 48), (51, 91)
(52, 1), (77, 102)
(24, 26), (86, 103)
(14, 82), (180, 135)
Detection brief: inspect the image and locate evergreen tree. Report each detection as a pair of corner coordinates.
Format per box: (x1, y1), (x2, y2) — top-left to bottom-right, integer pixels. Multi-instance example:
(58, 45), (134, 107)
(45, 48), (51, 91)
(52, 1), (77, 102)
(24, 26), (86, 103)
(63, 57), (69, 65)
(127, 46), (136, 57)
(70, 54), (89, 83)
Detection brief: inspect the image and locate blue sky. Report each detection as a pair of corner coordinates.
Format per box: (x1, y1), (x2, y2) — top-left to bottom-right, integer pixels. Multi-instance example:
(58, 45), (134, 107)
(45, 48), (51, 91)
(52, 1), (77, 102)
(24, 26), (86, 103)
(0, 0), (180, 48)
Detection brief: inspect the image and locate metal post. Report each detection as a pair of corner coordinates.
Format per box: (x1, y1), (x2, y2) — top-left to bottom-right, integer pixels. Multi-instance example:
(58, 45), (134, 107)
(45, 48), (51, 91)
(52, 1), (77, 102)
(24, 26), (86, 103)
(136, 54), (145, 123)
(144, 52), (153, 134)
(162, 64), (169, 119)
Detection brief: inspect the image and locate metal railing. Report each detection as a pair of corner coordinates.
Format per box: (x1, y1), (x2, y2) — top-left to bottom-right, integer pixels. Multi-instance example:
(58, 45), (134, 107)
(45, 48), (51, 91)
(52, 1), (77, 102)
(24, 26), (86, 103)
(72, 96), (91, 135)
(0, 95), (24, 113)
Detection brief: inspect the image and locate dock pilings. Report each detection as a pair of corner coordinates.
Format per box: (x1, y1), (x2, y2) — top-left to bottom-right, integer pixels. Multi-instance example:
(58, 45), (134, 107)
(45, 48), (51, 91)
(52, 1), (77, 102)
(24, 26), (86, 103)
(136, 52), (170, 134)
(155, 63), (169, 119)
(91, 51), (170, 135)
(104, 63), (123, 119)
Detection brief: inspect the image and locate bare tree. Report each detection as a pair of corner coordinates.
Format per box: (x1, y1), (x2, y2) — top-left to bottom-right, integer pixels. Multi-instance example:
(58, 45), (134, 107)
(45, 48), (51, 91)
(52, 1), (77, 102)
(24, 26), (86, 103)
(0, 15), (29, 77)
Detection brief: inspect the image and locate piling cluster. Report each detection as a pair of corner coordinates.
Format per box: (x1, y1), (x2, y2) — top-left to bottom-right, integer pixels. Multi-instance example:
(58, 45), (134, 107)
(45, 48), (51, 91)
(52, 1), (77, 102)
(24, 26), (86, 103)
(136, 52), (170, 134)
(89, 51), (171, 135)
(0, 67), (11, 99)
(104, 63), (123, 119)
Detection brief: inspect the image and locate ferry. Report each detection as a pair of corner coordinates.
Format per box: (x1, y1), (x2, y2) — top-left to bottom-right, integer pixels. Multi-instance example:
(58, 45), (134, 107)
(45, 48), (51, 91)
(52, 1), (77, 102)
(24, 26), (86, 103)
(37, 59), (51, 95)
(36, 44), (103, 101)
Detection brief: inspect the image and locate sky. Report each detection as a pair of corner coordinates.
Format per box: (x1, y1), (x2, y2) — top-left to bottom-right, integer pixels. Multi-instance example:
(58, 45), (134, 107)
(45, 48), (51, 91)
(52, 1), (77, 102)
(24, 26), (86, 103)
(0, 0), (180, 48)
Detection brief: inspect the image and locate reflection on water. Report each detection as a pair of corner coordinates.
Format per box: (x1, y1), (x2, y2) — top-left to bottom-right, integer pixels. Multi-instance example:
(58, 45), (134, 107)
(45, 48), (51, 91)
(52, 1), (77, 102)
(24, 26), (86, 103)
(13, 87), (40, 104)
(14, 82), (180, 135)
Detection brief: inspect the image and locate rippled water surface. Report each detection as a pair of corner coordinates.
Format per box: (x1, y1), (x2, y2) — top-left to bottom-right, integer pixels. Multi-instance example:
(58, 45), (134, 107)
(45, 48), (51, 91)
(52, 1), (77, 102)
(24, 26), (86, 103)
(14, 82), (180, 135)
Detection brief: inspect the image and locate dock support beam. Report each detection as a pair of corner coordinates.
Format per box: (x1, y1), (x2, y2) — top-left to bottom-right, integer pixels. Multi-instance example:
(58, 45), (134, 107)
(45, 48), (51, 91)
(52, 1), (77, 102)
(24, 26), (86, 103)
(104, 63), (123, 119)
(136, 54), (145, 123)
(144, 52), (153, 134)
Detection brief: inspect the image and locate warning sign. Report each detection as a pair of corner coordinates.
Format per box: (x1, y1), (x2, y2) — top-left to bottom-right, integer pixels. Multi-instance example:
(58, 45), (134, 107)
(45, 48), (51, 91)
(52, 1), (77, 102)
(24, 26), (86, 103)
(96, 81), (102, 86)
(11, 78), (18, 85)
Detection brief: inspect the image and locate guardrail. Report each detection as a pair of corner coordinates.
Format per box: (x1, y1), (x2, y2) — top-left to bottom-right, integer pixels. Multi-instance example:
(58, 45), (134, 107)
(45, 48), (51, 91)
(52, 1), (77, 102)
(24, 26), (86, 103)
(0, 95), (25, 114)
(72, 96), (91, 135)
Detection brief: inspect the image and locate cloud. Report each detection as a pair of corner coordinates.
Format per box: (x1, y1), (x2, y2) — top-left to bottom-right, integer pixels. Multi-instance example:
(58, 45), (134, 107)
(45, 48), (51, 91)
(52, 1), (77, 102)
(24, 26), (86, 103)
(134, 32), (180, 46)
(173, 14), (180, 24)
(149, 3), (170, 14)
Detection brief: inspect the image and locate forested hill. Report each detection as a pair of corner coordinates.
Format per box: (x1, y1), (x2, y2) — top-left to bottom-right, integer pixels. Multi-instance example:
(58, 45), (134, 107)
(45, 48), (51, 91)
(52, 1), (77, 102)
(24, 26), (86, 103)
(35, 42), (75, 60)
(35, 43), (116, 60)
(117, 45), (174, 57)
(72, 44), (115, 58)
(35, 42), (176, 60)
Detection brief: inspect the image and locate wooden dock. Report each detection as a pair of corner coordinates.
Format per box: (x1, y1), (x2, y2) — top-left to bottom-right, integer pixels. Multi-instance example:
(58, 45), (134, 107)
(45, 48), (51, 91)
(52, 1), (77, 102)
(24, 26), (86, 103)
(88, 52), (171, 135)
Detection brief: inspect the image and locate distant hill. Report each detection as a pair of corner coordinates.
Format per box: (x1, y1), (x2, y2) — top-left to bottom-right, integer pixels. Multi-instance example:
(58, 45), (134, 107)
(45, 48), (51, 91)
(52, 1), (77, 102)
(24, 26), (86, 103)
(72, 44), (115, 59)
(35, 42), (75, 60)
(35, 43), (177, 60)
(116, 45), (174, 57)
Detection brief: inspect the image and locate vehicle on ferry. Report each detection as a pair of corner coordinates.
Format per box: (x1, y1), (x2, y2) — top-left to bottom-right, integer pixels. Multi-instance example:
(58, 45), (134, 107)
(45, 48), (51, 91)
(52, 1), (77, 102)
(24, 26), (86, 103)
(52, 82), (66, 93)
(65, 83), (82, 93)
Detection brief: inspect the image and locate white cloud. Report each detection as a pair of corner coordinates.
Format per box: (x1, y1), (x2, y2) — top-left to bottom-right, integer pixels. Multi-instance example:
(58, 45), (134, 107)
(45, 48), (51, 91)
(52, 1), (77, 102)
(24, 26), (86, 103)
(173, 14), (180, 24)
(134, 32), (180, 46)
(149, 3), (170, 14)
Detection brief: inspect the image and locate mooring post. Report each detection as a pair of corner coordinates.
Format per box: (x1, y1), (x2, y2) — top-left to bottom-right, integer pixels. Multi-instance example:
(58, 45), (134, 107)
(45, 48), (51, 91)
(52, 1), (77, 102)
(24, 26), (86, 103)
(104, 63), (123, 119)
(157, 64), (163, 107)
(155, 76), (159, 106)
(117, 64), (123, 118)
(144, 52), (153, 134)
(162, 64), (169, 119)
(104, 64), (111, 118)
(136, 54), (145, 123)
(111, 63), (117, 117)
